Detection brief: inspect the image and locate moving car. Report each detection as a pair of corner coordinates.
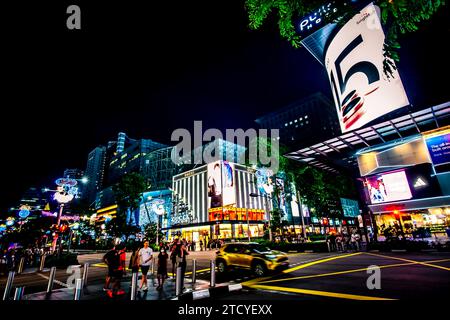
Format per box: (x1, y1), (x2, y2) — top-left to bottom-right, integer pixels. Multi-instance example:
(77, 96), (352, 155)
(216, 242), (289, 276)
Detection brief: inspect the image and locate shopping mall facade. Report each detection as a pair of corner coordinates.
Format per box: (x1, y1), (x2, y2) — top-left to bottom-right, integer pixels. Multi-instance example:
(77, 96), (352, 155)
(286, 102), (450, 241)
(162, 161), (269, 243)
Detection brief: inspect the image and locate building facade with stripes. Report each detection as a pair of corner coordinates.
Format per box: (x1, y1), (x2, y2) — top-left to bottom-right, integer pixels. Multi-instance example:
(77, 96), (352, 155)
(165, 161), (268, 243)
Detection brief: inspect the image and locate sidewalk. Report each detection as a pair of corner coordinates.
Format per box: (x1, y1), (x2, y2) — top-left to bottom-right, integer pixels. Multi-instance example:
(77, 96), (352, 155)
(23, 276), (211, 301)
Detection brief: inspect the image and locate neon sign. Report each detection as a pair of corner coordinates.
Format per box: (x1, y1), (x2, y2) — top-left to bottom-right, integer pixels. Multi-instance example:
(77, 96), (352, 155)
(297, 3), (337, 34)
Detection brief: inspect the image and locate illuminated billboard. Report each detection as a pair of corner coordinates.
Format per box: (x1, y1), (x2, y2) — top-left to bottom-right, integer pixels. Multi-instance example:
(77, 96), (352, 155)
(340, 198), (359, 217)
(207, 160), (236, 209)
(425, 130), (450, 166)
(255, 168), (274, 196)
(322, 3), (409, 132)
(365, 170), (412, 204)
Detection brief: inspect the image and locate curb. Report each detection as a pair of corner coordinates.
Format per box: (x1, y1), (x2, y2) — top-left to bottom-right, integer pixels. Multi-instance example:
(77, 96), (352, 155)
(172, 283), (242, 301)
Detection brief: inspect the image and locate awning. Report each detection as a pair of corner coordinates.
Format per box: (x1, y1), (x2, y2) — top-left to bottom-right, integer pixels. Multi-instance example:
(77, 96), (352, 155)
(285, 102), (450, 172)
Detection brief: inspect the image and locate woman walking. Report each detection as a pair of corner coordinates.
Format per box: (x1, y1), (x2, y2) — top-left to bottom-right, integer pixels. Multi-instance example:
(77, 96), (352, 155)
(156, 246), (168, 290)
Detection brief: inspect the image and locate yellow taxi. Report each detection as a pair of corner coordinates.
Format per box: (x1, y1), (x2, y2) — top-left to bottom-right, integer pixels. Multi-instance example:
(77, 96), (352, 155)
(216, 242), (289, 276)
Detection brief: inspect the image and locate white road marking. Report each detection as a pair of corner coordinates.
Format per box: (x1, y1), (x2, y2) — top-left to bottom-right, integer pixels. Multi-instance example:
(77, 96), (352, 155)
(36, 273), (69, 288)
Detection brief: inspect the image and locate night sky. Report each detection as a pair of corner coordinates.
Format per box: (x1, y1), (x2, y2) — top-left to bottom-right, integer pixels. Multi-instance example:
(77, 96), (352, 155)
(1, 1), (449, 212)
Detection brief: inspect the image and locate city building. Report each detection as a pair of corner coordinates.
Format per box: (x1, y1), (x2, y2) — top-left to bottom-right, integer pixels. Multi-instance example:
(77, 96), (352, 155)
(175, 138), (247, 166)
(18, 187), (48, 211)
(84, 146), (107, 204)
(141, 146), (184, 191)
(63, 168), (84, 179)
(127, 189), (173, 233)
(286, 101), (450, 240)
(255, 92), (341, 151)
(163, 160), (267, 243)
(94, 186), (116, 210)
(107, 135), (167, 185)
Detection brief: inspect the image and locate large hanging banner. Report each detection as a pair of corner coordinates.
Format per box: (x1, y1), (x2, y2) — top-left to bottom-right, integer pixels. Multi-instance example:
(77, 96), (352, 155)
(324, 3), (409, 132)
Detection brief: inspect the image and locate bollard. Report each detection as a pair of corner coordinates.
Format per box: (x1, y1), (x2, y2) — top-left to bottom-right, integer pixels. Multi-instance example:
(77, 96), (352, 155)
(210, 260), (216, 287)
(82, 263), (89, 288)
(38, 254), (46, 272)
(46, 267), (56, 294)
(2, 271), (15, 300)
(151, 260), (155, 286)
(130, 271), (138, 300)
(73, 279), (82, 300)
(13, 287), (25, 301)
(192, 259), (197, 284)
(175, 267), (183, 296)
(17, 257), (25, 274)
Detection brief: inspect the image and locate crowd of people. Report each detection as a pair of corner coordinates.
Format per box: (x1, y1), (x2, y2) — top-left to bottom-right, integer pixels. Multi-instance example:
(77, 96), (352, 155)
(102, 238), (192, 298)
(326, 230), (364, 252)
(0, 246), (46, 276)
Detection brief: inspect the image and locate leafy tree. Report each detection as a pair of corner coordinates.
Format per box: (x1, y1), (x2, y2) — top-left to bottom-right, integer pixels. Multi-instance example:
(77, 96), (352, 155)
(270, 208), (288, 235)
(143, 222), (164, 246)
(248, 136), (358, 219)
(245, 0), (446, 76)
(108, 173), (147, 241)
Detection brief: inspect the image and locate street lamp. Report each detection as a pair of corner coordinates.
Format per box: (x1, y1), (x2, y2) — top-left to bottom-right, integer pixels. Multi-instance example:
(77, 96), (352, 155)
(250, 192), (272, 241)
(47, 178), (78, 254)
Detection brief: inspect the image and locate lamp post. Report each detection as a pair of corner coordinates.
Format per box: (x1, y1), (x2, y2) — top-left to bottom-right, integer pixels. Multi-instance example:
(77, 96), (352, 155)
(245, 201), (251, 242)
(250, 193), (272, 241)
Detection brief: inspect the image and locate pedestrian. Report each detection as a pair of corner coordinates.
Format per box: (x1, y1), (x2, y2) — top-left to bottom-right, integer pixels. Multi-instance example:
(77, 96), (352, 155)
(110, 243), (127, 297)
(102, 245), (116, 291)
(138, 240), (153, 291)
(129, 245), (140, 274)
(199, 240), (203, 251)
(104, 243), (126, 297)
(192, 240), (196, 252)
(170, 238), (179, 278)
(173, 239), (188, 291)
(156, 246), (168, 290)
(350, 231), (358, 251)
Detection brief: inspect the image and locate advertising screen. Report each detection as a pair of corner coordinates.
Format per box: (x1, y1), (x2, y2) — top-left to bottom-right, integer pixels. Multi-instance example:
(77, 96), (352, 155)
(255, 168), (274, 196)
(207, 160), (236, 209)
(340, 198), (359, 217)
(365, 170), (412, 204)
(324, 3), (409, 132)
(425, 131), (450, 166)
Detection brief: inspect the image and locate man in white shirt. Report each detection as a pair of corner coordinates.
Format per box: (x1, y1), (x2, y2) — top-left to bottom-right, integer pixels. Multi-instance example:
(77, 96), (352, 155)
(139, 241), (153, 291)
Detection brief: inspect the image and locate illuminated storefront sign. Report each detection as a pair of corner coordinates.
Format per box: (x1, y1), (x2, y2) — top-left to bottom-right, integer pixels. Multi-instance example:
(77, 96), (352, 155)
(297, 2), (337, 35)
(324, 3), (409, 132)
(208, 207), (265, 222)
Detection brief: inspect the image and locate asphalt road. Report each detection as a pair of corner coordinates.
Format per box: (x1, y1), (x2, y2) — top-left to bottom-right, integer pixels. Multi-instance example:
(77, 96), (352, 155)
(217, 251), (450, 301)
(2, 250), (449, 301)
